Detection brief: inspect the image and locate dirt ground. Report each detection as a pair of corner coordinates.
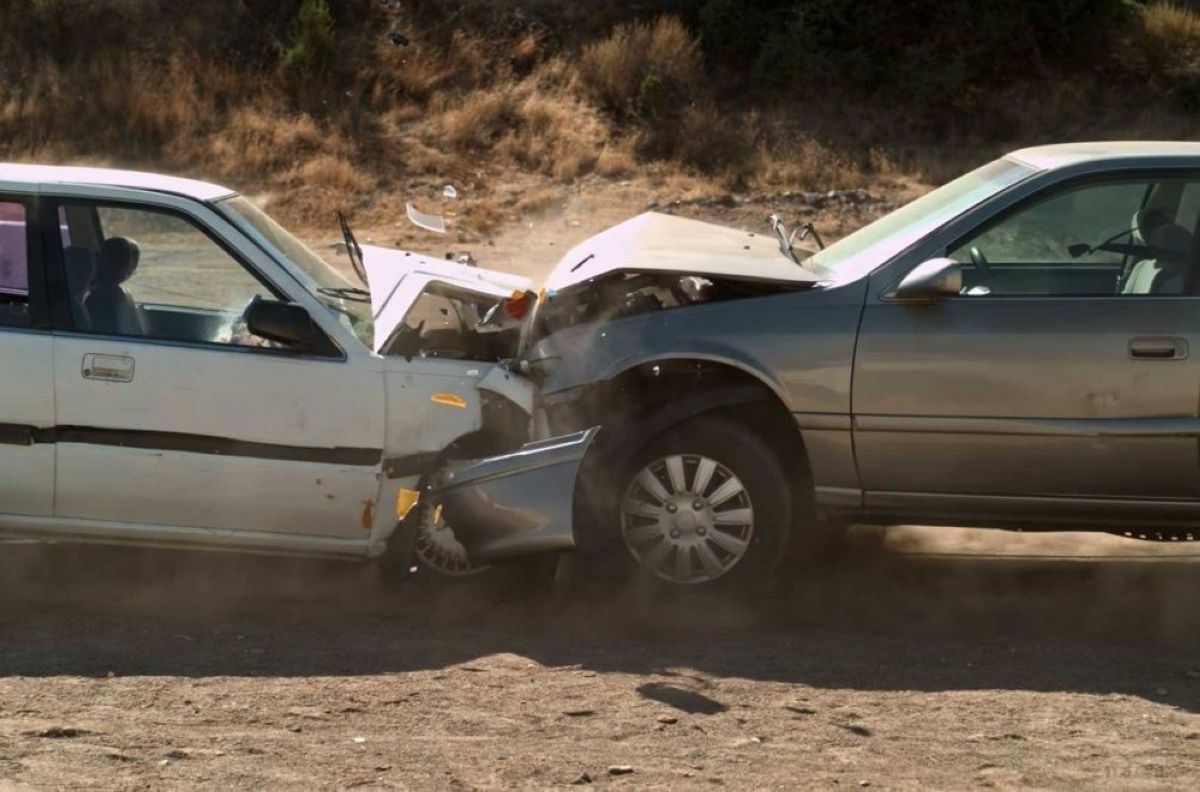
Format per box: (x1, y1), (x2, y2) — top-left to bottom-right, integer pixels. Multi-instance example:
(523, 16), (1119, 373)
(1, 526), (1197, 790)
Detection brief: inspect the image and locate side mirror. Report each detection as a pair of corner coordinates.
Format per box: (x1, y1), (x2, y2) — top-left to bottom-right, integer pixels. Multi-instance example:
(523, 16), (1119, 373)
(887, 257), (963, 300)
(244, 298), (335, 356)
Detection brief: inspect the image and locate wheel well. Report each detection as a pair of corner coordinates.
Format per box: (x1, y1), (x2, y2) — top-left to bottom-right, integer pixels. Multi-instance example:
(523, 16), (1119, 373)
(559, 359), (812, 500)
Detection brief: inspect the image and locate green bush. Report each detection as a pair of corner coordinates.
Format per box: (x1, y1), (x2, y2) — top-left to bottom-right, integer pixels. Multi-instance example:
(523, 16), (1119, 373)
(283, 0), (335, 72)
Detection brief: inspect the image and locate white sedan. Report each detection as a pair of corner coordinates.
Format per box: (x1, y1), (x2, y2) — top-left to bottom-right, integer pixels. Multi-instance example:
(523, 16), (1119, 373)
(0, 163), (593, 575)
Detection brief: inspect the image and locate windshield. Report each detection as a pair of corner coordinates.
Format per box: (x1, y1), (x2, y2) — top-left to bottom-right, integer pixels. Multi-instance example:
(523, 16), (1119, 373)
(805, 157), (1036, 282)
(217, 196), (374, 348)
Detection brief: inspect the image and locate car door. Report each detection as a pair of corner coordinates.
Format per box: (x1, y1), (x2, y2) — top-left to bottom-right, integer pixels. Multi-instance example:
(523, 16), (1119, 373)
(0, 192), (55, 520)
(853, 172), (1200, 524)
(44, 188), (385, 551)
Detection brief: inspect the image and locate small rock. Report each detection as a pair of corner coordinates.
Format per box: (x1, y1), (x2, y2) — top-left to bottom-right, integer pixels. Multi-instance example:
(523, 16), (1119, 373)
(563, 709), (596, 717)
(608, 765), (634, 776)
(165, 749), (190, 760)
(731, 736), (762, 747)
(352, 736), (367, 744)
(37, 727), (86, 739)
(375, 764), (393, 772)
(859, 781), (872, 788)
(572, 771), (594, 784)
(657, 715), (678, 725)
(158, 759), (170, 767)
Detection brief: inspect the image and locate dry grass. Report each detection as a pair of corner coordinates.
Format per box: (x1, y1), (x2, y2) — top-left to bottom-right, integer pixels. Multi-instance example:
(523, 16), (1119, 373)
(579, 16), (702, 112)
(755, 139), (867, 192)
(1136, 2), (1200, 87)
(514, 185), (561, 214)
(205, 109), (328, 178)
(595, 144), (637, 178)
(460, 196), (507, 237)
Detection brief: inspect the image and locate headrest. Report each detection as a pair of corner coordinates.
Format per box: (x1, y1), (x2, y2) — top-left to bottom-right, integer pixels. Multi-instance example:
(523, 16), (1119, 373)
(96, 237), (139, 285)
(63, 246), (95, 298)
(1145, 222), (1192, 259)
(1132, 207), (1171, 247)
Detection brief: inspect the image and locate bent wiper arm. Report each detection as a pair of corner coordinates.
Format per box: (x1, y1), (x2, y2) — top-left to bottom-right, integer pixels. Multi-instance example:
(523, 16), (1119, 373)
(318, 286), (372, 303)
(337, 211), (368, 286)
(793, 222), (825, 251)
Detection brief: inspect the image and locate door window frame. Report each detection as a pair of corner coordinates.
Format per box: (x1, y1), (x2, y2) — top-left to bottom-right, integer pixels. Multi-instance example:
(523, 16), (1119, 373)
(41, 194), (345, 361)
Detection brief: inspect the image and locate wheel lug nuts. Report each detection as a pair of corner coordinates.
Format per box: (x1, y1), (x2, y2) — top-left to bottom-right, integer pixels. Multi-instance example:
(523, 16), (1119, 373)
(669, 528), (682, 539)
(666, 503), (678, 514)
(696, 526), (707, 536)
(692, 500), (705, 511)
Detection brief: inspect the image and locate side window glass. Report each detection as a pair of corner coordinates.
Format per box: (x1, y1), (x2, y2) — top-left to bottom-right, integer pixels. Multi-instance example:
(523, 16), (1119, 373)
(60, 202), (296, 348)
(948, 180), (1197, 296)
(0, 200), (31, 327)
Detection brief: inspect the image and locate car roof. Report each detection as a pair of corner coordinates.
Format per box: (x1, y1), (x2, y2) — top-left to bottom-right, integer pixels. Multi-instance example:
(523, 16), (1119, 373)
(1008, 141), (1200, 171)
(0, 163), (236, 202)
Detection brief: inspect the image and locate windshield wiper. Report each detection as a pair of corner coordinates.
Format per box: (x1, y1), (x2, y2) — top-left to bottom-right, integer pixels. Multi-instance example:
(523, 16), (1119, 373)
(338, 211), (368, 286)
(318, 286), (371, 303)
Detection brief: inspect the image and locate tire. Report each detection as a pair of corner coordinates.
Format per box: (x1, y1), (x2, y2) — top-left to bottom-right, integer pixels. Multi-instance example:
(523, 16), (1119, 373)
(376, 496), (557, 595)
(579, 414), (793, 592)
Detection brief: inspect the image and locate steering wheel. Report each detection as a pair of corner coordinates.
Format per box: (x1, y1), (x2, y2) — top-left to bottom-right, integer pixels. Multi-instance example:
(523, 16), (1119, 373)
(969, 245), (992, 281)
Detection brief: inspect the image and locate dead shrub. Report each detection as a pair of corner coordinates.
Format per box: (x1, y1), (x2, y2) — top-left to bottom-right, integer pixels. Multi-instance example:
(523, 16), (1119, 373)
(269, 154), (374, 226)
(579, 16), (702, 114)
(441, 90), (517, 150)
(1132, 2), (1200, 107)
(756, 139), (866, 192)
(672, 104), (756, 177)
(206, 109), (327, 178)
(595, 144), (637, 178)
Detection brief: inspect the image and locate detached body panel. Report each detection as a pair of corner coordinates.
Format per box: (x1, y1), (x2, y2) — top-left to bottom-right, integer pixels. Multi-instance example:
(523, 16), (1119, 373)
(435, 427), (599, 562)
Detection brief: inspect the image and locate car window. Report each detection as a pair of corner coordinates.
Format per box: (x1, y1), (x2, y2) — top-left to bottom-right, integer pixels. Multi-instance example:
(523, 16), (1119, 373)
(948, 177), (1200, 296)
(0, 200), (31, 327)
(58, 201), (291, 348)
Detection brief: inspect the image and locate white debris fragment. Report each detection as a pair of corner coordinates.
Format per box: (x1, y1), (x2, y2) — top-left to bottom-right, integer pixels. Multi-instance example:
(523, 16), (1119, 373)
(406, 202), (447, 235)
(442, 184), (458, 199)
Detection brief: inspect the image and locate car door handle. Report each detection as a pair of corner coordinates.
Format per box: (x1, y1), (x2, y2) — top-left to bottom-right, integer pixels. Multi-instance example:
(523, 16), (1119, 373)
(82, 353), (135, 382)
(1128, 337), (1188, 360)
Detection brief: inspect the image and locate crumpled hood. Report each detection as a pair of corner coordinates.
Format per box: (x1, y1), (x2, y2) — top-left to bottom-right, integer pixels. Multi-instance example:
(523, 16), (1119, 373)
(362, 244), (530, 354)
(544, 212), (819, 292)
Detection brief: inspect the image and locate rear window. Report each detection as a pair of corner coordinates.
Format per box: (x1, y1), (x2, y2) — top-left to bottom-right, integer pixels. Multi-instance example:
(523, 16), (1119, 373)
(0, 201), (28, 299)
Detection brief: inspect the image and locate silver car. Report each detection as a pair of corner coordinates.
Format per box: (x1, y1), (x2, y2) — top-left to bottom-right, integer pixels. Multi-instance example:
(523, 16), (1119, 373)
(441, 142), (1200, 589)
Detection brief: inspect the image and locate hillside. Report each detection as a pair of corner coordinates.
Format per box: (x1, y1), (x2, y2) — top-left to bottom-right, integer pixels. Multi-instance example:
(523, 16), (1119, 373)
(3, 0), (1200, 264)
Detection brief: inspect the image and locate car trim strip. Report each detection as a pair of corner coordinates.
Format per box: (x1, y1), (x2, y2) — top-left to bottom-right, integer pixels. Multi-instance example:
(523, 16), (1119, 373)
(0, 423), (36, 446)
(0, 423), (381, 465)
(853, 415), (1200, 438)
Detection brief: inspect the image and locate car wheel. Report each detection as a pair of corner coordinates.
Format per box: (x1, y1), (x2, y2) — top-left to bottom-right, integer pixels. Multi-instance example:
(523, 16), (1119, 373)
(590, 415), (792, 590)
(411, 499), (491, 578)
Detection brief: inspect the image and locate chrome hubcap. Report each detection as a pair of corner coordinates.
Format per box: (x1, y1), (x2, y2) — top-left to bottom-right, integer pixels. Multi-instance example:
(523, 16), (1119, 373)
(414, 504), (489, 577)
(620, 454), (754, 584)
